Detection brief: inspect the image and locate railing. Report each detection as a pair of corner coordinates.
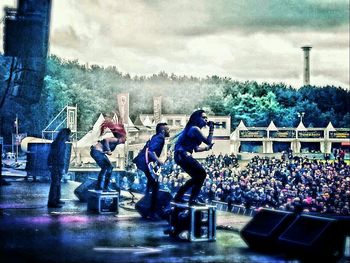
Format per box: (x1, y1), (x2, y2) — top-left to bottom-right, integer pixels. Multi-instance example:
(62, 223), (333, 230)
(210, 200), (257, 217)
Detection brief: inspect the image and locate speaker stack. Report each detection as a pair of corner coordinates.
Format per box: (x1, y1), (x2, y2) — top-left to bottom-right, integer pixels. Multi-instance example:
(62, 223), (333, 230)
(135, 190), (172, 220)
(240, 209), (345, 260)
(240, 209), (296, 252)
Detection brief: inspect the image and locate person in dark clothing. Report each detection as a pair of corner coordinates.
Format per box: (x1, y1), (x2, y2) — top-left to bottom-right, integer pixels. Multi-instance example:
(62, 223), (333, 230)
(133, 123), (170, 220)
(173, 109), (214, 206)
(47, 128), (71, 208)
(90, 119), (126, 191)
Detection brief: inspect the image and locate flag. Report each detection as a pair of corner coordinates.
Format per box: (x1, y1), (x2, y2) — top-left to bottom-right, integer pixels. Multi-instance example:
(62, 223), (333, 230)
(153, 96), (162, 124)
(117, 93), (129, 124)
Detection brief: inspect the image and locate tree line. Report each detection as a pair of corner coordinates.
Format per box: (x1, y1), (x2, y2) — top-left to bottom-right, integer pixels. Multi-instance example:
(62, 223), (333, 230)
(28, 55), (350, 137)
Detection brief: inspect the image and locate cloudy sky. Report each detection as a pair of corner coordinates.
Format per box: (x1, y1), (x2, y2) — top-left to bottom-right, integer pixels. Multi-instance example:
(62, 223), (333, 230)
(1, 0), (349, 89)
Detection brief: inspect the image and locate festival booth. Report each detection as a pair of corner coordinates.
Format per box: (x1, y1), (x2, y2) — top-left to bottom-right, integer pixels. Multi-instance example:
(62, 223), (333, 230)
(230, 120), (350, 157)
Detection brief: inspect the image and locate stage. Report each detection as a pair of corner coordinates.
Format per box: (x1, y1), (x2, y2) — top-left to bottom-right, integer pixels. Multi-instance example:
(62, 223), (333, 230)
(0, 179), (348, 262)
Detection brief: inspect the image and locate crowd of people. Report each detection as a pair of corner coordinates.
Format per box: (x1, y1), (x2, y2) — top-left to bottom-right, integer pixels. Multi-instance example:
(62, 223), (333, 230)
(126, 151), (349, 216)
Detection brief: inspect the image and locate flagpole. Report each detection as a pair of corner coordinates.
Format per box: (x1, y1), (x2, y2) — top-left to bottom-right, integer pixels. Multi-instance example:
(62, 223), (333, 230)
(15, 114), (18, 162)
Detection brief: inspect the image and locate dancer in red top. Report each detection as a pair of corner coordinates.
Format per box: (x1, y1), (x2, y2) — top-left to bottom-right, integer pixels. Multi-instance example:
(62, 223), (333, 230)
(90, 117), (126, 191)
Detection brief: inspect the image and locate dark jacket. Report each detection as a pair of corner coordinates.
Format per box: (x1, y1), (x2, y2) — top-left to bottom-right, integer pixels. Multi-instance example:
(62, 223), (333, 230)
(133, 133), (165, 165)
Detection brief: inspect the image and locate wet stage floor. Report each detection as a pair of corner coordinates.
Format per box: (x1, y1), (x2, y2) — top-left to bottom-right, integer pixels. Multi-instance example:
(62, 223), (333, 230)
(0, 180), (305, 262)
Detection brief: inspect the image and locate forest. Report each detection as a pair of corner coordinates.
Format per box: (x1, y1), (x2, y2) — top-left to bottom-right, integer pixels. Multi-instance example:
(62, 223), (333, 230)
(26, 55), (350, 137)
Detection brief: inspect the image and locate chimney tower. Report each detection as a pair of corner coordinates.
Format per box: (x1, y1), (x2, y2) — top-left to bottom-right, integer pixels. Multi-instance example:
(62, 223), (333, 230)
(301, 46), (312, 86)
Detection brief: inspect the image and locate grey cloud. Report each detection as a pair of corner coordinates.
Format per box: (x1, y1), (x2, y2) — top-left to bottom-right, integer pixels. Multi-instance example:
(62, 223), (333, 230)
(39, 0), (350, 89)
(314, 35), (350, 49)
(51, 26), (84, 49)
(313, 68), (349, 83)
(165, 0), (349, 37)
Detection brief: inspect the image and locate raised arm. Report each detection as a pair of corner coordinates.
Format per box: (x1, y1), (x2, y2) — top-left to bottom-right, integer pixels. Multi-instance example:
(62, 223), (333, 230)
(188, 125), (214, 152)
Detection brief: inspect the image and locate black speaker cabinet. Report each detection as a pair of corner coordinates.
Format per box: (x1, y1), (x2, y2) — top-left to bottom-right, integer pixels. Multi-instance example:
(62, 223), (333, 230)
(26, 142), (51, 181)
(278, 214), (345, 259)
(135, 190), (172, 219)
(168, 202), (216, 242)
(74, 177), (97, 202)
(240, 209), (296, 251)
(26, 142), (71, 181)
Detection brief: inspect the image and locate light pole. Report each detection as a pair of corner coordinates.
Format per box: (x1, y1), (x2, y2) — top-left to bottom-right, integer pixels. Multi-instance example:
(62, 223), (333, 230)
(297, 112), (305, 123)
(15, 114), (18, 162)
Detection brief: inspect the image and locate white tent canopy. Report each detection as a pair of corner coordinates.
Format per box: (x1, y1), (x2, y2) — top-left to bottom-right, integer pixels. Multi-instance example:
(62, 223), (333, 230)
(75, 114), (125, 166)
(77, 113), (105, 147)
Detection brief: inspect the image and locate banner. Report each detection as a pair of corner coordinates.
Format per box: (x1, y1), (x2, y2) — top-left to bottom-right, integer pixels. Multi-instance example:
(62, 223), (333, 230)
(329, 131), (350, 139)
(67, 106), (77, 132)
(298, 130), (324, 138)
(239, 130), (267, 138)
(117, 93), (129, 124)
(153, 96), (162, 124)
(270, 130), (296, 138)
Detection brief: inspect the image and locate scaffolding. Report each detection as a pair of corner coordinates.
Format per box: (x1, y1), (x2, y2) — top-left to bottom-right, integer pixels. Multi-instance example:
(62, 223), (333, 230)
(42, 105), (78, 164)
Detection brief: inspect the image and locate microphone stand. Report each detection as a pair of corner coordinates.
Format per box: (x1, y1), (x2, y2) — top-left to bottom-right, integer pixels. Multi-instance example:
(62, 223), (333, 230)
(127, 189), (136, 205)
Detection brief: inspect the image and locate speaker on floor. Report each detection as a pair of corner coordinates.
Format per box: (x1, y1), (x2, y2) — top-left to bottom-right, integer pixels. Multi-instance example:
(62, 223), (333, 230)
(240, 208), (296, 251)
(74, 178), (97, 202)
(26, 142), (51, 181)
(135, 190), (172, 219)
(278, 214), (345, 259)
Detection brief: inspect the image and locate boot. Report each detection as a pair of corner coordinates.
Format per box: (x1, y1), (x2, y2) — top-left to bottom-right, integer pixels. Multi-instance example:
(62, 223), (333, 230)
(95, 174), (103, 191)
(103, 174), (113, 192)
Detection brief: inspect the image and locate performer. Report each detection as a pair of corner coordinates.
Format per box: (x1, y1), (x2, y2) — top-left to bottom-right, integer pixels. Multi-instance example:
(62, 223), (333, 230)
(133, 123), (170, 220)
(173, 110), (214, 206)
(90, 118), (126, 191)
(47, 128), (71, 208)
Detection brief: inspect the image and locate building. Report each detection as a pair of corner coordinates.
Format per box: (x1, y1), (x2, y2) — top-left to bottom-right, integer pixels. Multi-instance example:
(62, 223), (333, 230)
(231, 120), (350, 155)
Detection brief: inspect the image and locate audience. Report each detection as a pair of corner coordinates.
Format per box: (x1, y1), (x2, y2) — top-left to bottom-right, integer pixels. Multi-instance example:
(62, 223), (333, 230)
(125, 152), (349, 216)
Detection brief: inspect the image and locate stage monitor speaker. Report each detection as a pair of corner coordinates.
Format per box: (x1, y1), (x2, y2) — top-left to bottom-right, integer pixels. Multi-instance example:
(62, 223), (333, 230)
(240, 209), (296, 251)
(135, 190), (172, 219)
(74, 178), (97, 202)
(278, 214), (345, 259)
(74, 178), (119, 202)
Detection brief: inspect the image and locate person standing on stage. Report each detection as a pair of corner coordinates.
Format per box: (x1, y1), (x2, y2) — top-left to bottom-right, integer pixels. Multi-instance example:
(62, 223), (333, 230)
(133, 123), (170, 220)
(173, 109), (214, 206)
(90, 118), (126, 191)
(47, 128), (71, 208)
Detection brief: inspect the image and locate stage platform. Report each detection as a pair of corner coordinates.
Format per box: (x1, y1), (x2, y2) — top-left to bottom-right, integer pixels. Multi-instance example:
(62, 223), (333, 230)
(0, 179), (348, 263)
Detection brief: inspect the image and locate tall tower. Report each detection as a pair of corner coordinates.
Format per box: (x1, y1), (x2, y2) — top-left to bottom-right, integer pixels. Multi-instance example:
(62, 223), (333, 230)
(301, 46), (312, 86)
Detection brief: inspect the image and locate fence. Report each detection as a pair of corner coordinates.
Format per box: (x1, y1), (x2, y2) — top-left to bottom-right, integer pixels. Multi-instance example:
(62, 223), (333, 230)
(210, 200), (257, 217)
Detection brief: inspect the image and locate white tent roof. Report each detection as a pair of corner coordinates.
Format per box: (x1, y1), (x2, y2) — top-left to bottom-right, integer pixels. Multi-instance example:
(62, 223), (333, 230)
(77, 114), (105, 147)
(326, 122), (336, 131)
(296, 121), (307, 131)
(237, 120), (248, 130)
(267, 121), (278, 131)
(142, 115), (153, 126)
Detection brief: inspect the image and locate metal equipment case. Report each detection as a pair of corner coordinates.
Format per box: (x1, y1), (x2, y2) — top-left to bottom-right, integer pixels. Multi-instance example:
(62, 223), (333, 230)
(87, 190), (119, 214)
(168, 202), (216, 242)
